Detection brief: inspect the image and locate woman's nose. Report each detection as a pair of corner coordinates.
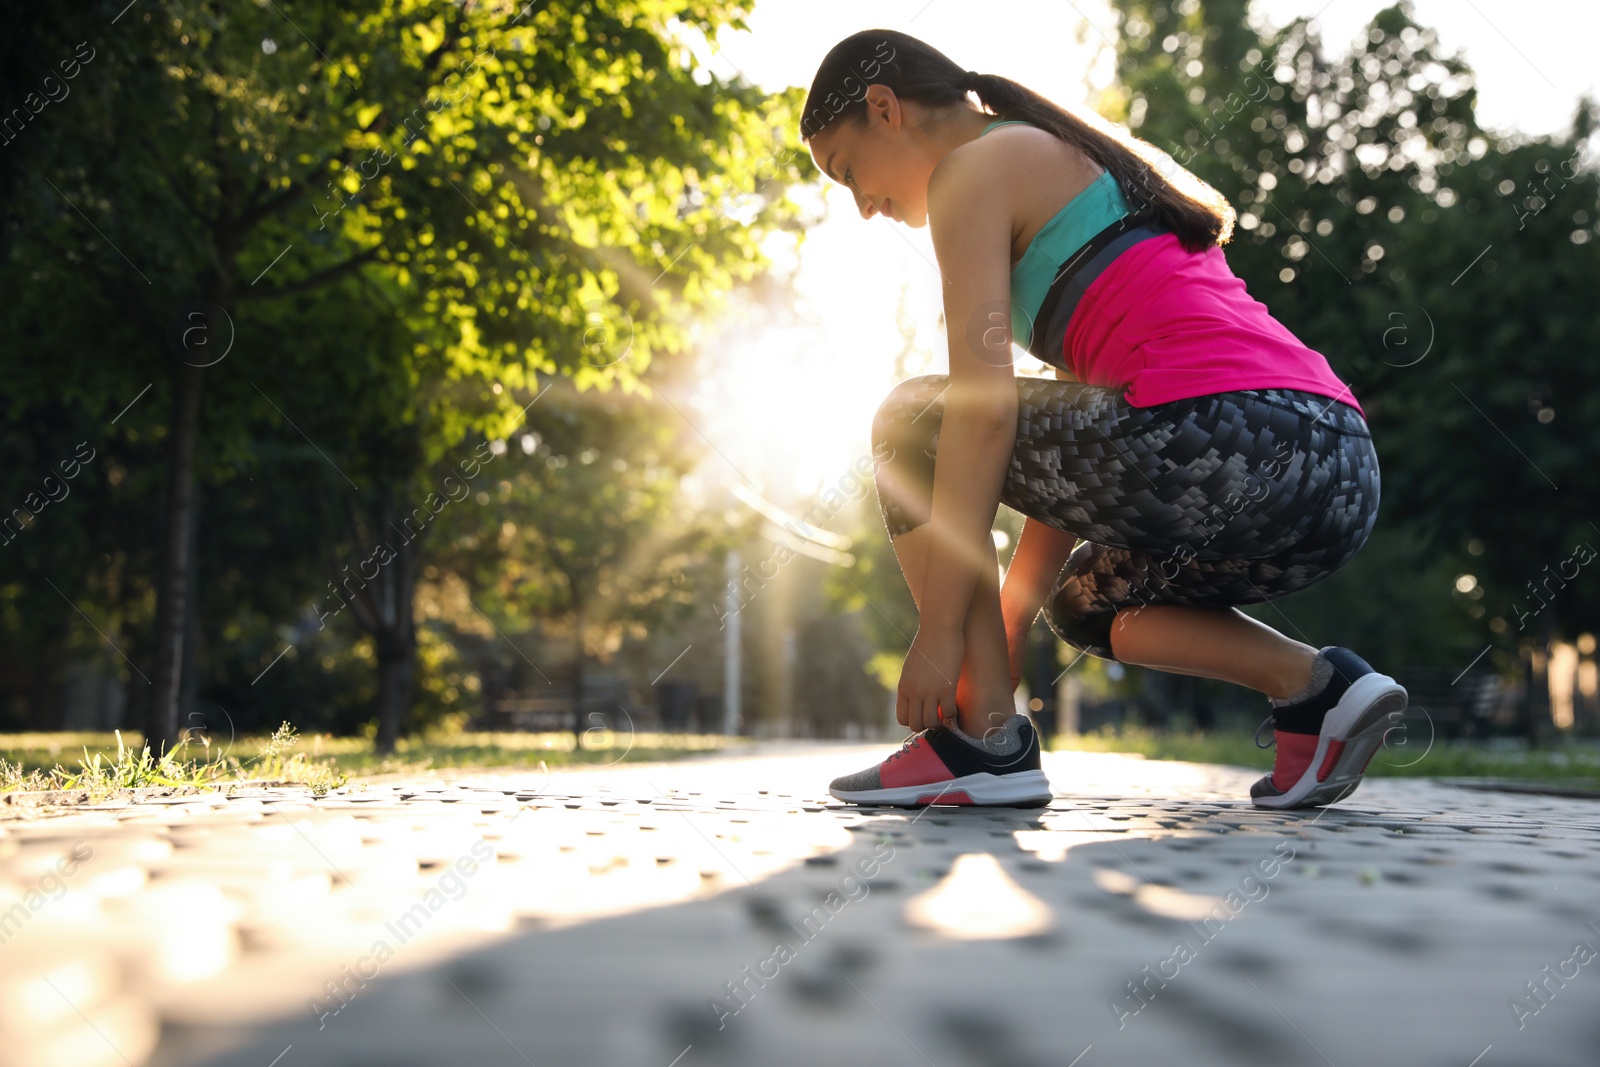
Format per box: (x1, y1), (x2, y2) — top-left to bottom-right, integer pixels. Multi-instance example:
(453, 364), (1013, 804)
(852, 188), (877, 220)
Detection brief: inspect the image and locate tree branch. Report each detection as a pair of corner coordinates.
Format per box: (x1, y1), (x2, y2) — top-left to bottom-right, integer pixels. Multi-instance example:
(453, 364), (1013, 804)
(237, 145), (357, 232)
(137, 141), (211, 228)
(239, 8), (466, 230)
(239, 245), (383, 301)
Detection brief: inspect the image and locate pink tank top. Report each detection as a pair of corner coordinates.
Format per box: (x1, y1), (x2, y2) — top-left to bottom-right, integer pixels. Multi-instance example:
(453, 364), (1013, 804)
(1063, 234), (1364, 417)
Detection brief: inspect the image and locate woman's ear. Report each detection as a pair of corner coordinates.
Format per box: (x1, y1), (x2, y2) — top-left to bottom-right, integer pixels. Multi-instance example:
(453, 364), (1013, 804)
(863, 83), (900, 130)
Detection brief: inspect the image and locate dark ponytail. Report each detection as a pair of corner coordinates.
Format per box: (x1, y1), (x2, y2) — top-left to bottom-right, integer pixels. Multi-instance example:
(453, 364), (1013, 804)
(800, 30), (1235, 252)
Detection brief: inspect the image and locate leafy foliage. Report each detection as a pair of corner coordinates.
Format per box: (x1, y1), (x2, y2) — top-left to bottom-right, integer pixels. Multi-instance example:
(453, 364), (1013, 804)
(1108, 0), (1600, 685)
(1, 1), (809, 741)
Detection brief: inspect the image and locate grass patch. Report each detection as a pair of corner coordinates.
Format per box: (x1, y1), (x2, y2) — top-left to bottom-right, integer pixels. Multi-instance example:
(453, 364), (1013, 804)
(0, 726), (739, 799)
(1052, 726), (1600, 785)
(289, 729), (737, 778)
(1, 723), (348, 799)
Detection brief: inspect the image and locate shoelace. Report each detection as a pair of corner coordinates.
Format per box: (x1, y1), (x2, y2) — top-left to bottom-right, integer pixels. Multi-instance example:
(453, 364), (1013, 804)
(885, 731), (928, 762)
(1254, 715), (1277, 750)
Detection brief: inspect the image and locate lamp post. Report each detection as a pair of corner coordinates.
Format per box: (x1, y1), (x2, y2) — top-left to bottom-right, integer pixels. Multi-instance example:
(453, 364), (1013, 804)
(722, 547), (742, 735)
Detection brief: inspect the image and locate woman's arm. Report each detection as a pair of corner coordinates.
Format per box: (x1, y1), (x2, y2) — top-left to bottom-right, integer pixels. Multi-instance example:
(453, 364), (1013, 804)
(999, 517), (1079, 686)
(892, 137), (1021, 731)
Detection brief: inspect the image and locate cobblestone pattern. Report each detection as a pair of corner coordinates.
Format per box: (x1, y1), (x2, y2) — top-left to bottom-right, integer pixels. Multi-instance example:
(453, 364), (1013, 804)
(1, 748), (1596, 1067)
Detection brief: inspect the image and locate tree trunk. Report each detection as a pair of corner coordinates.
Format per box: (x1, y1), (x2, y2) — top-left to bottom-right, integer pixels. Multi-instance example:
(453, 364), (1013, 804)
(371, 519), (418, 756)
(1192, 679), (1216, 733)
(330, 481), (422, 756)
(1520, 642), (1537, 743)
(571, 598), (585, 750)
(147, 362), (205, 754)
(1534, 610), (1557, 745)
(374, 632), (415, 755)
(1138, 668), (1174, 732)
(1518, 608), (1557, 748)
(178, 483), (203, 746)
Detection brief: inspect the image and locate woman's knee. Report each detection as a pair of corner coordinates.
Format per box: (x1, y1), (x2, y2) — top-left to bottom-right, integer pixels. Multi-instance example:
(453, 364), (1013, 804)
(1043, 603), (1117, 661)
(870, 374), (947, 454)
(1041, 543), (1128, 661)
(870, 376), (947, 537)
(1046, 568), (1179, 661)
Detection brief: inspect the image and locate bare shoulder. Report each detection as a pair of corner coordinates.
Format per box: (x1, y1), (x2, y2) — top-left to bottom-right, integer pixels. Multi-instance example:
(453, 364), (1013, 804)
(927, 131), (1011, 208)
(937, 123), (1096, 185)
(933, 124), (1103, 235)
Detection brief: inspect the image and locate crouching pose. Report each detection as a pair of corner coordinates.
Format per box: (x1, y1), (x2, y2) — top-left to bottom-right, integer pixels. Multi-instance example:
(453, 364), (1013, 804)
(801, 30), (1406, 810)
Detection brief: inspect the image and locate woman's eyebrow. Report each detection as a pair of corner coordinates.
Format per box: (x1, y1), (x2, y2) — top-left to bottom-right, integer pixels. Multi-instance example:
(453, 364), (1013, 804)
(823, 150), (840, 182)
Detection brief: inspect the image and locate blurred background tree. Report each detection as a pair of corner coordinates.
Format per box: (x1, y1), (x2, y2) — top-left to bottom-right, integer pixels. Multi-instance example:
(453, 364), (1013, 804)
(0, 0), (807, 750)
(431, 378), (723, 746)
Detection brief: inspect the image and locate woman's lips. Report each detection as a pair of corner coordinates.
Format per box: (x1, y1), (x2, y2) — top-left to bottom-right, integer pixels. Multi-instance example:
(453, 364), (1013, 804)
(883, 198), (894, 219)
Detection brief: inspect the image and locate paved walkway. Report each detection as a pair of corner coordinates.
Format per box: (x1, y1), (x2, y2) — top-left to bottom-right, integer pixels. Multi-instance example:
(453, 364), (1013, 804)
(2, 744), (1597, 1067)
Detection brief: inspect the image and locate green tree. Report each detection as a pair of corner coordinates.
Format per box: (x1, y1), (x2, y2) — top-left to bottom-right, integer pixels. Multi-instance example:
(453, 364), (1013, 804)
(2, 0), (807, 749)
(434, 380), (720, 744)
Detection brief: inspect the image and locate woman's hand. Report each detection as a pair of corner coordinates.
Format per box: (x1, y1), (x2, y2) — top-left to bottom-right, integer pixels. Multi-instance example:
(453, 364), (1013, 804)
(897, 625), (964, 732)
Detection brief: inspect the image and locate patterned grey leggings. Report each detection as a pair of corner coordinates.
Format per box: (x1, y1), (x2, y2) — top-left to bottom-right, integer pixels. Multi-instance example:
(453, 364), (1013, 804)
(870, 374), (1380, 660)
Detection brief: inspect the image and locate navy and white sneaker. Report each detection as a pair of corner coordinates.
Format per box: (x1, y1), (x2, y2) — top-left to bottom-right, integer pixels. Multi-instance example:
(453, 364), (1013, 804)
(1250, 646), (1407, 810)
(829, 712), (1053, 807)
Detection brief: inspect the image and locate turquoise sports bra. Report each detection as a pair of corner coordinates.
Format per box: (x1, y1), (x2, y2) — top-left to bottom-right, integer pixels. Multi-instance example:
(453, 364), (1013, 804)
(979, 119), (1131, 350)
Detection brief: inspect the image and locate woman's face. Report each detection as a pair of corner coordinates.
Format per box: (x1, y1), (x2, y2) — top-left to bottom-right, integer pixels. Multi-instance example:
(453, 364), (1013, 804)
(808, 86), (934, 228)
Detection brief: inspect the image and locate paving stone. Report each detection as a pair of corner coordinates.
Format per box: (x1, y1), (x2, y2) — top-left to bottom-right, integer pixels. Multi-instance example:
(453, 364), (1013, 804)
(5, 745), (1599, 1067)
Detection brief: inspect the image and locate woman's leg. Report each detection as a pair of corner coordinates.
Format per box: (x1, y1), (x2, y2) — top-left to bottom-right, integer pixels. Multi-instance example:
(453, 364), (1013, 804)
(887, 373), (1391, 806)
(873, 373), (1162, 737)
(885, 522), (1015, 735)
(870, 375), (1029, 737)
(1037, 387), (1382, 701)
(1107, 603), (1317, 700)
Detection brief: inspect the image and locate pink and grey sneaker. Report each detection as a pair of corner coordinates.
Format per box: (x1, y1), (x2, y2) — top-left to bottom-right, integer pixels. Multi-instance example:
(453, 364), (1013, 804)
(1251, 646), (1408, 810)
(829, 712), (1053, 808)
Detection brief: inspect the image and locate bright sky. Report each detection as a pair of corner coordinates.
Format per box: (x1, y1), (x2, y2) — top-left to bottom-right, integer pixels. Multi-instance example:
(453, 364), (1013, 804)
(685, 0), (1600, 504)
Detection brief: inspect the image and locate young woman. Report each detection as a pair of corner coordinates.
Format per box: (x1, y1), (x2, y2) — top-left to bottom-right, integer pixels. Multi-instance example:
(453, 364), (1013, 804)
(802, 30), (1407, 811)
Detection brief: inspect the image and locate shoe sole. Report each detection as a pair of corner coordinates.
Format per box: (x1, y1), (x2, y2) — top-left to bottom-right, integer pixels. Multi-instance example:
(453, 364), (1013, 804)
(831, 769), (1053, 808)
(1253, 673), (1408, 810)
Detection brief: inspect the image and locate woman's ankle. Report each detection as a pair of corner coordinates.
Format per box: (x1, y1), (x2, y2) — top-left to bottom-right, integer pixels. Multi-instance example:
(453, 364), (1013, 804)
(1266, 646), (1324, 703)
(955, 704), (1012, 738)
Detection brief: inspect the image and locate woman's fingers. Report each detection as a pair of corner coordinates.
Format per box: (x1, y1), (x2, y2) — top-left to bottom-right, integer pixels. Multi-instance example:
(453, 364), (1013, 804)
(912, 695), (934, 733)
(898, 684), (961, 732)
(901, 693), (930, 731)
